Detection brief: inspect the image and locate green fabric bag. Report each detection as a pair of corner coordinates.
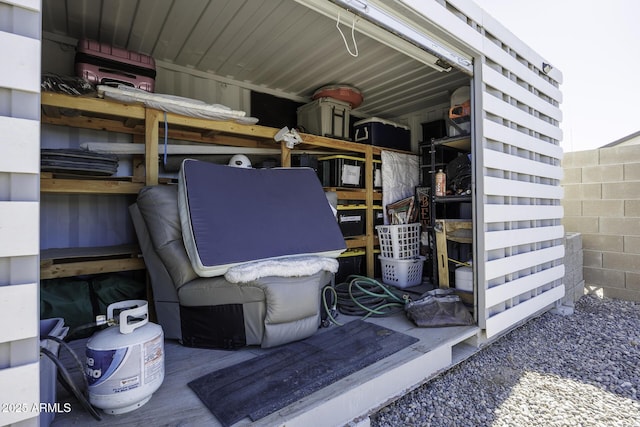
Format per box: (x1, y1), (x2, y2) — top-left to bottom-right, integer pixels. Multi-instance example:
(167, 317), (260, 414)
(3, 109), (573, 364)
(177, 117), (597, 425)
(40, 274), (145, 340)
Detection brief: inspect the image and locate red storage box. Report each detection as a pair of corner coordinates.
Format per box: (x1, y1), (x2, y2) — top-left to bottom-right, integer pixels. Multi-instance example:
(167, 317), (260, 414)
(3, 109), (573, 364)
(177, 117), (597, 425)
(75, 39), (156, 92)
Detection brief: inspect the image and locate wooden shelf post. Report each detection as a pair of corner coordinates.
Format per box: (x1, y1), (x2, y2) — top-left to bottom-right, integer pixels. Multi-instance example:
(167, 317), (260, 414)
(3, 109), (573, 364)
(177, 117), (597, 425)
(145, 109), (161, 186)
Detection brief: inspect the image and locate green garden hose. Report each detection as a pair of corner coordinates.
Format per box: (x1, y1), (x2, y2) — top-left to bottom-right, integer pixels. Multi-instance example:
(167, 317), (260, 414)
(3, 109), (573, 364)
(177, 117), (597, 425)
(323, 275), (408, 326)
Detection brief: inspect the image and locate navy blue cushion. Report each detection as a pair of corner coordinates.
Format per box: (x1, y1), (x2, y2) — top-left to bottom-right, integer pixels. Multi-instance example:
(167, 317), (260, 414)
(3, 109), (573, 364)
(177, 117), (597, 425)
(179, 160), (346, 276)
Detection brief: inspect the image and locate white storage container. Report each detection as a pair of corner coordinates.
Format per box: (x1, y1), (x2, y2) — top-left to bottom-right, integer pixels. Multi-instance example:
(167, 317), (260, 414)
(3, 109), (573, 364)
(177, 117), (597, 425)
(379, 256), (425, 288)
(376, 223), (421, 259)
(297, 97), (351, 139)
(455, 265), (473, 292)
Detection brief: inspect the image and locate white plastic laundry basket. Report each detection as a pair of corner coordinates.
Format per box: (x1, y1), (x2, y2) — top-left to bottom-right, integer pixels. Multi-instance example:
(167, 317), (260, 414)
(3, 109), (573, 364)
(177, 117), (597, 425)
(376, 223), (421, 259)
(379, 256), (425, 288)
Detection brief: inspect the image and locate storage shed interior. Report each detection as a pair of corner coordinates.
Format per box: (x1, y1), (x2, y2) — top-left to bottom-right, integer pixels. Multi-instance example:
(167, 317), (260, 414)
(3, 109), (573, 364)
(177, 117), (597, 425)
(39, 0), (477, 322)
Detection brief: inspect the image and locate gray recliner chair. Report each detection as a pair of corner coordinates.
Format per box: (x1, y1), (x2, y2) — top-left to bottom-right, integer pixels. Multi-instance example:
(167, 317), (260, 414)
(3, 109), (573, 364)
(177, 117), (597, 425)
(129, 184), (336, 349)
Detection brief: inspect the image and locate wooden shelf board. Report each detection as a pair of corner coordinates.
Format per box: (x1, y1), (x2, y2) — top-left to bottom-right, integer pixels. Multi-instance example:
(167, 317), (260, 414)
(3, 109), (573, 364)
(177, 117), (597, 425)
(41, 93), (417, 159)
(431, 135), (471, 150)
(345, 237), (367, 249)
(42, 92), (146, 119)
(344, 236), (379, 249)
(40, 258), (145, 280)
(42, 114), (145, 135)
(330, 189), (382, 201)
(41, 176), (144, 194)
(447, 236), (473, 244)
(41, 244), (140, 262)
(40, 244), (144, 280)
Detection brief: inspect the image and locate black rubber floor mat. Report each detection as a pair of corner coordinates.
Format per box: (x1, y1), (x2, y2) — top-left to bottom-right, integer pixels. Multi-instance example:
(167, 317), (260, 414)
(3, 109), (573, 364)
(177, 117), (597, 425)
(188, 320), (418, 427)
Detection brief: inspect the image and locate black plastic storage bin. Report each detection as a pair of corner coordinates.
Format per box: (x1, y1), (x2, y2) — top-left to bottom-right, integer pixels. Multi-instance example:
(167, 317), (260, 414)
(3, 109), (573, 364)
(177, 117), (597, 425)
(336, 249), (366, 284)
(353, 117), (410, 151)
(317, 155), (364, 188)
(292, 153), (318, 172)
(373, 159), (382, 189)
(337, 205), (366, 237)
(374, 249), (382, 279)
(421, 119), (447, 141)
(373, 205), (384, 226)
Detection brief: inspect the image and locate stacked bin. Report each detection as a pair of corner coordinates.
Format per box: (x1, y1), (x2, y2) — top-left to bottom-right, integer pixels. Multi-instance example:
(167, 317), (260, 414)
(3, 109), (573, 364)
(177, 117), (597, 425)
(317, 155), (364, 188)
(336, 205), (367, 237)
(376, 223), (425, 288)
(336, 249), (366, 284)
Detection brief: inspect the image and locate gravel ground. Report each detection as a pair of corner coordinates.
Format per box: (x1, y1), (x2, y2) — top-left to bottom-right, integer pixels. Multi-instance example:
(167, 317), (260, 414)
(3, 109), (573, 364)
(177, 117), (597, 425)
(370, 294), (640, 427)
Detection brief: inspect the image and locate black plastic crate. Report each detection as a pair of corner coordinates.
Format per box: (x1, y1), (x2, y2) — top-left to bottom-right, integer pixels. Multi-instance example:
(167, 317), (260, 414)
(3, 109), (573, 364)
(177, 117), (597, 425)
(336, 249), (366, 284)
(374, 250), (382, 279)
(421, 119), (447, 141)
(373, 159), (382, 189)
(337, 205), (366, 237)
(292, 153), (318, 172)
(353, 117), (410, 151)
(317, 155), (364, 188)
(374, 206), (384, 227)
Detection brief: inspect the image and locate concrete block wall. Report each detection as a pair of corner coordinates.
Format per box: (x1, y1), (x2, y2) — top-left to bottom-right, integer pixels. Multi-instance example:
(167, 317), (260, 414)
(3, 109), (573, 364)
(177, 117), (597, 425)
(562, 145), (640, 302)
(562, 232), (584, 306)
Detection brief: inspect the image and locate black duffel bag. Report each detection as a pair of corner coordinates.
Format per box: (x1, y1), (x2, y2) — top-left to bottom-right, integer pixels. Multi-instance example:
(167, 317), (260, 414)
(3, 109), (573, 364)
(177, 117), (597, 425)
(405, 288), (473, 327)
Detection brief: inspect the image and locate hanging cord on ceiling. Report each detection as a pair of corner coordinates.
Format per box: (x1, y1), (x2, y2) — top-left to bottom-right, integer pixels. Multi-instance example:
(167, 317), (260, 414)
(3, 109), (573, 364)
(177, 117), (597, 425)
(322, 275), (408, 326)
(336, 12), (359, 57)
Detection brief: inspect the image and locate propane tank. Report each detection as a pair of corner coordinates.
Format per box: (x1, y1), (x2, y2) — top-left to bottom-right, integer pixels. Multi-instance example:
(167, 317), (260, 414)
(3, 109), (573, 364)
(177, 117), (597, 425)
(435, 169), (447, 196)
(86, 300), (164, 414)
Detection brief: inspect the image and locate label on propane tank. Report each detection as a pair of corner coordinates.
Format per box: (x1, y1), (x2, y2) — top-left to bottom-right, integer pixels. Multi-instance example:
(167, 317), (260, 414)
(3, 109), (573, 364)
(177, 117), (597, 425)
(144, 334), (164, 384)
(87, 346), (141, 393)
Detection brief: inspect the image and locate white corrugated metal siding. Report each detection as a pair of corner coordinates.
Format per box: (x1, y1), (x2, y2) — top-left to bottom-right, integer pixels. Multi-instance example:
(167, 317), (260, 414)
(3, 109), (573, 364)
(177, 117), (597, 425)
(400, 0), (565, 338)
(0, 0), (42, 425)
(41, 0), (470, 118)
